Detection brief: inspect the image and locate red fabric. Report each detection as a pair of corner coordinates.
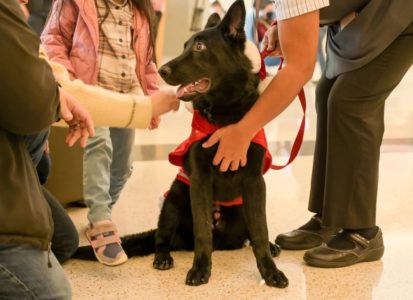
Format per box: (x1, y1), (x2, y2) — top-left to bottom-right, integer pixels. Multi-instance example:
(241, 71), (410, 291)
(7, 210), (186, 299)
(169, 110), (273, 173)
(168, 110), (272, 206)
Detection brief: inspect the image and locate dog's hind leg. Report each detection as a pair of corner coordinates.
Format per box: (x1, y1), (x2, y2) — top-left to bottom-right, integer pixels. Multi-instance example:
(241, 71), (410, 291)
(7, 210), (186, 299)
(242, 177), (289, 288)
(154, 180), (190, 270)
(269, 242), (281, 257)
(213, 206), (249, 250)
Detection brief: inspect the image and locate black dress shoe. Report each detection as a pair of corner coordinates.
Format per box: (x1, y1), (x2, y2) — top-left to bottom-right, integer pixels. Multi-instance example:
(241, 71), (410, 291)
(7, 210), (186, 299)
(275, 216), (339, 250)
(303, 228), (385, 268)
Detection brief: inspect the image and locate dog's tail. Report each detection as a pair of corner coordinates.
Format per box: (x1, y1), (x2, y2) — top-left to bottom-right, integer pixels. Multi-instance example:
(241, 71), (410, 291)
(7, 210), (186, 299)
(72, 229), (157, 261)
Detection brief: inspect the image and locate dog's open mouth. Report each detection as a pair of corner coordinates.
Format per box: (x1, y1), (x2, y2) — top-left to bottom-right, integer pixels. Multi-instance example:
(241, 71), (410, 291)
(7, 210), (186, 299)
(176, 78), (211, 99)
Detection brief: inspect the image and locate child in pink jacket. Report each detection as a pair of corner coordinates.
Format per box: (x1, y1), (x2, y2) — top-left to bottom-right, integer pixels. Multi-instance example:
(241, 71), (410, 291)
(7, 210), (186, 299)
(42, 0), (178, 266)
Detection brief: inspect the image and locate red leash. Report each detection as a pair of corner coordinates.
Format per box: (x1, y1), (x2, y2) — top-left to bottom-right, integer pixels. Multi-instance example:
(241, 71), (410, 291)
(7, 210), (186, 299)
(259, 50), (307, 170)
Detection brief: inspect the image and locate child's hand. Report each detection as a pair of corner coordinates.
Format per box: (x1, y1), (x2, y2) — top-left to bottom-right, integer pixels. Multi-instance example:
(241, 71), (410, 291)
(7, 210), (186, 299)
(149, 116), (160, 130)
(151, 91), (180, 118)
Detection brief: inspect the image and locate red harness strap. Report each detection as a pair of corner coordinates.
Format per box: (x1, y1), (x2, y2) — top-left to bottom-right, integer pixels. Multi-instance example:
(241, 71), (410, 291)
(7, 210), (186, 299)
(168, 110), (273, 206)
(169, 110), (273, 173)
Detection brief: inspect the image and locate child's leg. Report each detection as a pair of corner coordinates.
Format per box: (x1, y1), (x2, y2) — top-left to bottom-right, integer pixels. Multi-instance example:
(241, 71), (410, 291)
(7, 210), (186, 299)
(108, 127), (135, 207)
(83, 127), (132, 266)
(83, 127), (113, 223)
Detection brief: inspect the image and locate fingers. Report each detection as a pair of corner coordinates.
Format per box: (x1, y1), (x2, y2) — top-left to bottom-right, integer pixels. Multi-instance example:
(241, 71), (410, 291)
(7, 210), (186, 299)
(60, 87), (95, 147)
(219, 158), (231, 172)
(212, 146), (246, 172)
(151, 91), (180, 117)
(149, 117), (160, 130)
(65, 124), (82, 147)
(262, 33), (269, 51)
(202, 132), (220, 149)
(263, 25), (279, 52)
(240, 156), (247, 167)
(58, 88), (74, 121)
(83, 114), (95, 138)
(230, 159), (240, 172)
(79, 127), (90, 148)
(267, 30), (277, 51)
(171, 99), (180, 111)
(214, 155), (246, 172)
(65, 121), (93, 148)
(214, 156), (245, 172)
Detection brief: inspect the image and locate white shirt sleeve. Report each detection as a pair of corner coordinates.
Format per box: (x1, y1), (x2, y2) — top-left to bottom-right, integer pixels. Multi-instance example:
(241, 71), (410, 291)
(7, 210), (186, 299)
(272, 0), (329, 21)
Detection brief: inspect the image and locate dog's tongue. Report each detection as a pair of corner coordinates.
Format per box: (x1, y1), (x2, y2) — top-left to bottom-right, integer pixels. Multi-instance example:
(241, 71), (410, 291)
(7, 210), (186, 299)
(176, 83), (195, 99)
(176, 80), (210, 99)
(176, 85), (187, 98)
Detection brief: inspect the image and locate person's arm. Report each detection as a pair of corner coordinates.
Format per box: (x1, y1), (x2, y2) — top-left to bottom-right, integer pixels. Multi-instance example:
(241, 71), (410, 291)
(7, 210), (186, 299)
(203, 10), (320, 172)
(40, 0), (77, 78)
(0, 0), (60, 135)
(49, 60), (178, 129)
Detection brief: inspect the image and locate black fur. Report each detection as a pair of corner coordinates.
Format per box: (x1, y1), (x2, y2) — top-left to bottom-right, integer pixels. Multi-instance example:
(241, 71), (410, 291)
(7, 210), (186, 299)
(73, 0), (288, 288)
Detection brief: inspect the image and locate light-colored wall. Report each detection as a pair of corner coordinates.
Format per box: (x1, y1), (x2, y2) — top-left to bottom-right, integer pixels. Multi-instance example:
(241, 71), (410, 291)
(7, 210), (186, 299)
(162, 0), (192, 59)
(161, 0), (254, 60)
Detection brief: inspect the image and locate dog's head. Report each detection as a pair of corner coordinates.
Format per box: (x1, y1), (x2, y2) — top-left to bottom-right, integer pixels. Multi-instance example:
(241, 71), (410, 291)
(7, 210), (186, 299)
(159, 0), (258, 107)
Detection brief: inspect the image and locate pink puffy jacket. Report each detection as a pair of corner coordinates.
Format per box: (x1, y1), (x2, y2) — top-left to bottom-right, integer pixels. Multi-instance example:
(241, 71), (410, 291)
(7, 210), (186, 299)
(41, 0), (159, 95)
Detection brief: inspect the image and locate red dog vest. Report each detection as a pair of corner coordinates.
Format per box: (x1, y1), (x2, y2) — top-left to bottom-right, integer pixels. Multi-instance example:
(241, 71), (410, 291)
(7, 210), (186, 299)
(168, 110), (272, 206)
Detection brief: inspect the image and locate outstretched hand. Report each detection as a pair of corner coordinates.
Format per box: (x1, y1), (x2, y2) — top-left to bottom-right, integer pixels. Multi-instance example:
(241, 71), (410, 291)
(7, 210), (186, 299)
(151, 90), (180, 118)
(59, 87), (95, 147)
(202, 124), (251, 172)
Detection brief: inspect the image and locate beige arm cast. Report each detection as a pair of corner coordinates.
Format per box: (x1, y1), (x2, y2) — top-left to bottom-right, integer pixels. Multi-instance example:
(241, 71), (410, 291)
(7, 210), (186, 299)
(39, 48), (152, 129)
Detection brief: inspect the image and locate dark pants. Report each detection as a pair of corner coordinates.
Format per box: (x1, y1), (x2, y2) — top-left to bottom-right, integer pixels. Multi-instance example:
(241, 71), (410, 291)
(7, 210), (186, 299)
(24, 130), (79, 263)
(309, 23), (413, 229)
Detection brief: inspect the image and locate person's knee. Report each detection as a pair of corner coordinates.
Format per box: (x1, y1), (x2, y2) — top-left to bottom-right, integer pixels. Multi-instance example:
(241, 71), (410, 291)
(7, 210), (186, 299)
(53, 227), (79, 264)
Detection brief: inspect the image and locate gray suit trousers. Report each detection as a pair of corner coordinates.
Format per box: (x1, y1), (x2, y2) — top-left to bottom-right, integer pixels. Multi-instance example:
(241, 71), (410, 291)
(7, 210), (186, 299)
(309, 22), (413, 229)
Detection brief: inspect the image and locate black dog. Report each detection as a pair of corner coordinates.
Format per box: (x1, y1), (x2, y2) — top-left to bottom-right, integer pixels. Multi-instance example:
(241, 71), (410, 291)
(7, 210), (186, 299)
(74, 0), (288, 288)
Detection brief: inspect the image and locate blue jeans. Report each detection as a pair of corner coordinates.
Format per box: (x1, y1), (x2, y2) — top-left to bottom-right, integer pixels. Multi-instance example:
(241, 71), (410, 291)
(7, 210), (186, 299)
(25, 129), (49, 166)
(83, 127), (135, 223)
(24, 128), (51, 184)
(0, 244), (71, 299)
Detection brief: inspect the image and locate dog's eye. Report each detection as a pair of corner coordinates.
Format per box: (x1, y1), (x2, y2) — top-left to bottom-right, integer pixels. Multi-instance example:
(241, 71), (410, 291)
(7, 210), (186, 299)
(193, 42), (206, 52)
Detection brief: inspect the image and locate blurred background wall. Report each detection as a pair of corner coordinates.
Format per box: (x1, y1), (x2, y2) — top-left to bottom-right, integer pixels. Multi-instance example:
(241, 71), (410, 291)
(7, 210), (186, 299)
(161, 0), (254, 60)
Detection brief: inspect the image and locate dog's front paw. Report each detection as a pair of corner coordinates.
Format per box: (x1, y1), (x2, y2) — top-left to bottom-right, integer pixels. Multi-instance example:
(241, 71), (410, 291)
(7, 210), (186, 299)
(269, 242), (281, 257)
(153, 253), (174, 270)
(185, 267), (211, 286)
(263, 269), (289, 288)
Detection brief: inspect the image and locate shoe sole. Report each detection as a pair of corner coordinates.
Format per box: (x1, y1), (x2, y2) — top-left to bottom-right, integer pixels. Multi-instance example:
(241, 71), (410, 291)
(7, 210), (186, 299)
(303, 246), (384, 268)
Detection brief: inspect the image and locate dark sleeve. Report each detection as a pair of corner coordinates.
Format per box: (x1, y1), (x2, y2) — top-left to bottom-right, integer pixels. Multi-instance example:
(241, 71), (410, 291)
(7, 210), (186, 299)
(0, 0), (60, 135)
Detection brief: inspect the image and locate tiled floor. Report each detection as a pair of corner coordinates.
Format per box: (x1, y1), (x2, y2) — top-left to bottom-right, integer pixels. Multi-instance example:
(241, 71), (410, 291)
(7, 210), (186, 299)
(65, 66), (413, 299)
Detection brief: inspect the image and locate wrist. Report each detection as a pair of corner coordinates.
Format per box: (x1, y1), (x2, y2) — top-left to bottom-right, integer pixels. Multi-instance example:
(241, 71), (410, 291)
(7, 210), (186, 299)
(236, 119), (258, 141)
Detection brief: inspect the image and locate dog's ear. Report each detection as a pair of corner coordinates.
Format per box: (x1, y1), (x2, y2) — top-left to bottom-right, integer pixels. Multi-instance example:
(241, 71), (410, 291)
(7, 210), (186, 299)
(218, 0), (246, 42)
(205, 13), (221, 29)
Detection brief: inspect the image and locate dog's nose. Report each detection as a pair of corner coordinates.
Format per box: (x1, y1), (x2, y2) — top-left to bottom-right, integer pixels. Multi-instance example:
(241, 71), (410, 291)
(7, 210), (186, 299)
(158, 65), (172, 79)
